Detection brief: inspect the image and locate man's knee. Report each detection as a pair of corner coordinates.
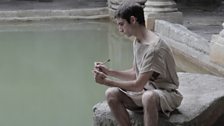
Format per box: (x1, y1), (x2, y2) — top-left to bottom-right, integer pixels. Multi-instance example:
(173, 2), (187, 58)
(142, 91), (159, 107)
(105, 87), (120, 103)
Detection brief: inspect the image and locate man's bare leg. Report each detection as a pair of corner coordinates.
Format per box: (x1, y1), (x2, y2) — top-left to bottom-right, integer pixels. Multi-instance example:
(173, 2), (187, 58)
(142, 91), (160, 126)
(105, 87), (140, 126)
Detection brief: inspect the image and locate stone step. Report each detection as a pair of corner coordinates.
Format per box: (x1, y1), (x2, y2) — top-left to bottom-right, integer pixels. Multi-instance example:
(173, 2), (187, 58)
(0, 7), (109, 22)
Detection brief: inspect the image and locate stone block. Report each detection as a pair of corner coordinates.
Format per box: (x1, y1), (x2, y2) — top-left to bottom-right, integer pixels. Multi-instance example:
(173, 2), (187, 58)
(145, 11), (183, 30)
(154, 20), (209, 54)
(93, 73), (224, 126)
(210, 35), (224, 65)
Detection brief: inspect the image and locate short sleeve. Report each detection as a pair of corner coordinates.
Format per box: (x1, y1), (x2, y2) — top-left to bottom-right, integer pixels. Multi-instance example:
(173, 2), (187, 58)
(139, 48), (166, 76)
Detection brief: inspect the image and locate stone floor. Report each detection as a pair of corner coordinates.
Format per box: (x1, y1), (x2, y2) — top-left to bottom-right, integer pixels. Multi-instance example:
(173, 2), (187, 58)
(179, 2), (224, 40)
(0, 0), (223, 41)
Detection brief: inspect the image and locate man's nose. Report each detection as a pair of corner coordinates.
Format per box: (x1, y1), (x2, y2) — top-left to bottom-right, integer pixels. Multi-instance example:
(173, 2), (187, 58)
(119, 27), (123, 33)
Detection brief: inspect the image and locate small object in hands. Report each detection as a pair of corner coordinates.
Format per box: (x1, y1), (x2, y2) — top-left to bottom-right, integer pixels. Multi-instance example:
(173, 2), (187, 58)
(95, 59), (110, 72)
(101, 59), (111, 65)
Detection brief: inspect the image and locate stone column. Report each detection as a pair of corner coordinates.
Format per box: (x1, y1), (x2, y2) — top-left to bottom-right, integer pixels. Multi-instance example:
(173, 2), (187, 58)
(209, 23), (224, 65)
(144, 0), (183, 30)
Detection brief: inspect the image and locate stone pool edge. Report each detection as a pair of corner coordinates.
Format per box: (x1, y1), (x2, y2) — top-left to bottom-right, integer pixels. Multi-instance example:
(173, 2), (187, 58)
(0, 7), (109, 23)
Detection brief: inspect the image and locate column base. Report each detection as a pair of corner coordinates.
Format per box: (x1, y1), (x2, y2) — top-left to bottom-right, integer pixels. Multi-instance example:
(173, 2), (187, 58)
(145, 11), (183, 30)
(210, 35), (224, 65)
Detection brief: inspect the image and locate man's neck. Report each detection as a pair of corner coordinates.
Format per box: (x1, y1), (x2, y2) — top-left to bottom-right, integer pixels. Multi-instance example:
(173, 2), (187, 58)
(135, 27), (158, 44)
(135, 26), (149, 43)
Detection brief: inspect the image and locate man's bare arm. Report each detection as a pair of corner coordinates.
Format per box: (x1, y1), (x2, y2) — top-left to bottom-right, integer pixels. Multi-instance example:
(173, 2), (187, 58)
(94, 70), (152, 92)
(108, 67), (136, 81)
(95, 64), (136, 81)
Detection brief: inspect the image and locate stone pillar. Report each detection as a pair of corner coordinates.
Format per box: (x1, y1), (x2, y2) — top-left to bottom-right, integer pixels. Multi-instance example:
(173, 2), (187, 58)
(209, 23), (224, 65)
(144, 0), (183, 30)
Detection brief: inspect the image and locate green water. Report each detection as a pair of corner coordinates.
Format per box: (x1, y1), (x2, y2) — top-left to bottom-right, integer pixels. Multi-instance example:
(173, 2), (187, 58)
(0, 21), (133, 126)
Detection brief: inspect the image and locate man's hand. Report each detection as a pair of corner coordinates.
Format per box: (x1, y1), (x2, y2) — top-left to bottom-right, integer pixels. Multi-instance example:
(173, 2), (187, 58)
(94, 62), (110, 75)
(93, 69), (108, 85)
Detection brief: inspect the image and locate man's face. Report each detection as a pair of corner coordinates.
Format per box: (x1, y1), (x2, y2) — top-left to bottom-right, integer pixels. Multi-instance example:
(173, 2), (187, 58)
(116, 18), (132, 37)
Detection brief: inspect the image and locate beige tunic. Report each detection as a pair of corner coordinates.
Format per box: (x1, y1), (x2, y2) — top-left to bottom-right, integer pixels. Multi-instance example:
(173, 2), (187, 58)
(122, 38), (183, 116)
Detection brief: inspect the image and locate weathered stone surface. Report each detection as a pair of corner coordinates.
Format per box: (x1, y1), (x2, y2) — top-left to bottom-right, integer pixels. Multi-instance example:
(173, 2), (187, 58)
(0, 8), (109, 23)
(93, 72), (224, 126)
(210, 23), (224, 65)
(144, 0), (183, 30)
(154, 20), (224, 77)
(108, 0), (146, 10)
(155, 20), (209, 54)
(179, 0), (222, 6)
(145, 11), (183, 30)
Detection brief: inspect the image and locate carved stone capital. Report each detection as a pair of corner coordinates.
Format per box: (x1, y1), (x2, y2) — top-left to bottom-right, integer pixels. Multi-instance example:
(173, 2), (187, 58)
(144, 0), (177, 14)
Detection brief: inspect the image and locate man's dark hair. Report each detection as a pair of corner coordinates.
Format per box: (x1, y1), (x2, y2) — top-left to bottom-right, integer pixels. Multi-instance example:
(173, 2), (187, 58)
(114, 1), (145, 26)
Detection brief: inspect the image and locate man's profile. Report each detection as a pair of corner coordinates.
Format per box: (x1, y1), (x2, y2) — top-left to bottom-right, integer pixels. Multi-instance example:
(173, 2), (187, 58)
(93, 1), (183, 126)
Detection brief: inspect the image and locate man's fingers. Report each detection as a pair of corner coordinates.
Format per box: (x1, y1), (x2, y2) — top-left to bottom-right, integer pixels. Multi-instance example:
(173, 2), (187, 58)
(93, 70), (99, 74)
(94, 70), (104, 76)
(94, 70), (106, 78)
(94, 62), (102, 66)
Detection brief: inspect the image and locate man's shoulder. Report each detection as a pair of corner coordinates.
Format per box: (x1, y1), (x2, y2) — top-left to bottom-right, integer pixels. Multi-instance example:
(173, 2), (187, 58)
(156, 38), (172, 51)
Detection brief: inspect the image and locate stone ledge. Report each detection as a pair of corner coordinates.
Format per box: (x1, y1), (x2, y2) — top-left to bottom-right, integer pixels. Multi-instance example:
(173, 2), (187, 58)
(0, 7), (108, 17)
(93, 73), (224, 126)
(154, 20), (224, 77)
(209, 23), (224, 65)
(155, 20), (209, 55)
(0, 7), (109, 23)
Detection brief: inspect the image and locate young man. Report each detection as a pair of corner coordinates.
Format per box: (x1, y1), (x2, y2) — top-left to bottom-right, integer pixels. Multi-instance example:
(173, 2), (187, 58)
(93, 1), (183, 126)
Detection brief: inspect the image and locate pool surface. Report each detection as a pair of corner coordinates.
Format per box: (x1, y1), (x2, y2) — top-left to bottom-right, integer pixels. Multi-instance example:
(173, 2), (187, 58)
(0, 21), (133, 126)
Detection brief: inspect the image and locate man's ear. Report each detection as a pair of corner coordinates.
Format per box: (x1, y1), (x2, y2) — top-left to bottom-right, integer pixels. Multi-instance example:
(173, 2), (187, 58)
(130, 16), (137, 24)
